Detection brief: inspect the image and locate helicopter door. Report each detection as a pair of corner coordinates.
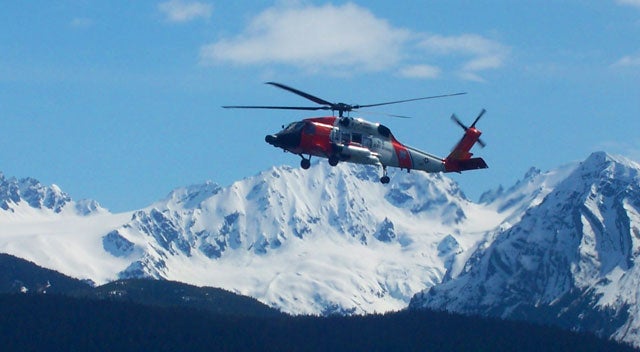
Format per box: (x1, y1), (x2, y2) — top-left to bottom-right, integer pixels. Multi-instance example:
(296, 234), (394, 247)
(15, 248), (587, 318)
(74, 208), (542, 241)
(351, 133), (363, 145)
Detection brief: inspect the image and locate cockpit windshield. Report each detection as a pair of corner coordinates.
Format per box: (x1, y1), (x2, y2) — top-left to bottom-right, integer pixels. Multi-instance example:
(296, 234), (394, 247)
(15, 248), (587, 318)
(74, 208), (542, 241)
(282, 121), (305, 133)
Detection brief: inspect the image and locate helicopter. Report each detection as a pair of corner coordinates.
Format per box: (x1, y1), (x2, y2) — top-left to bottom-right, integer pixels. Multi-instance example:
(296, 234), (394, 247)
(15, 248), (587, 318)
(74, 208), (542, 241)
(223, 82), (488, 184)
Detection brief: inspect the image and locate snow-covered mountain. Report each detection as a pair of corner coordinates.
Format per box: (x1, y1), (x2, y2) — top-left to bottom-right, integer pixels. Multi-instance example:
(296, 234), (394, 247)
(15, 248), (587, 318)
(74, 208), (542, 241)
(410, 151), (640, 347)
(101, 163), (507, 315)
(0, 162), (509, 315)
(0, 173), (134, 284)
(3, 151), (640, 346)
(0, 172), (104, 215)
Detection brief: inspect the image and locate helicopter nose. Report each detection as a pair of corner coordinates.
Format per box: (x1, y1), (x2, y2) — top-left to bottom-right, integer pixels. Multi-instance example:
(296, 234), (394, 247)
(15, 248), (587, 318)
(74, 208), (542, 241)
(265, 134), (278, 145)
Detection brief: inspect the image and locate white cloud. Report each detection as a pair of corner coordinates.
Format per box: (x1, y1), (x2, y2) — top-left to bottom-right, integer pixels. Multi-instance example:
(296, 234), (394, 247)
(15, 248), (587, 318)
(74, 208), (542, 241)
(200, 3), (410, 72)
(398, 64), (441, 79)
(612, 54), (640, 67)
(158, 0), (212, 23)
(70, 17), (93, 28)
(200, 3), (508, 81)
(417, 34), (509, 81)
(616, 0), (640, 8)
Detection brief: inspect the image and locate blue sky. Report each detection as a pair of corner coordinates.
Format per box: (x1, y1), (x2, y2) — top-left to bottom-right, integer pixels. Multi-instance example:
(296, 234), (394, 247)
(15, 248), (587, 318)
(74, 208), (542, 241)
(1, 1), (639, 212)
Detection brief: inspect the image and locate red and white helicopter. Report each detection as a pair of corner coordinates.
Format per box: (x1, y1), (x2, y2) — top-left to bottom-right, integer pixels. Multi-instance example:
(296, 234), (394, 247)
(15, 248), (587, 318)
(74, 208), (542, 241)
(224, 82), (488, 184)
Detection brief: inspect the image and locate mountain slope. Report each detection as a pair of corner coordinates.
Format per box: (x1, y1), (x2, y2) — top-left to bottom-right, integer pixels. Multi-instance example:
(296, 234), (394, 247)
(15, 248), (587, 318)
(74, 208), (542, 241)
(103, 162), (506, 314)
(410, 152), (640, 347)
(0, 252), (282, 318)
(81, 279), (282, 318)
(0, 253), (92, 294)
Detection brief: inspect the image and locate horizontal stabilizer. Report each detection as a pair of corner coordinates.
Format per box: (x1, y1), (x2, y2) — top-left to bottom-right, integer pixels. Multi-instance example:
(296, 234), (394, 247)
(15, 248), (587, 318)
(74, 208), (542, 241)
(445, 157), (488, 173)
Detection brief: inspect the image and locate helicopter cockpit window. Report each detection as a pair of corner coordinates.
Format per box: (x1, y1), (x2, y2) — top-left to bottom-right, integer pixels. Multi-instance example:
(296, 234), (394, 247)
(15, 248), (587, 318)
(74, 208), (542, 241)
(303, 122), (316, 135)
(283, 122), (304, 133)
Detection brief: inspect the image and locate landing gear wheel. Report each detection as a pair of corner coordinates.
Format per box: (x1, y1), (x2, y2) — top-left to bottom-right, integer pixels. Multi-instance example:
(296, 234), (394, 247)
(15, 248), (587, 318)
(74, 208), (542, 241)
(380, 166), (390, 184)
(328, 156), (339, 167)
(300, 158), (311, 170)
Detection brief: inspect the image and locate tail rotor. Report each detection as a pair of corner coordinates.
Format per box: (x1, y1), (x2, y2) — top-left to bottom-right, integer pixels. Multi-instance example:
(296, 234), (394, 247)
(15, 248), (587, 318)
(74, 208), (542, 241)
(451, 109), (487, 147)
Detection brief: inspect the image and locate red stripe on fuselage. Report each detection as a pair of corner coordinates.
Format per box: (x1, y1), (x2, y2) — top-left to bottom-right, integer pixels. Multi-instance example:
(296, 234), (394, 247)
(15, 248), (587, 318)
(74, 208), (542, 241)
(391, 137), (413, 169)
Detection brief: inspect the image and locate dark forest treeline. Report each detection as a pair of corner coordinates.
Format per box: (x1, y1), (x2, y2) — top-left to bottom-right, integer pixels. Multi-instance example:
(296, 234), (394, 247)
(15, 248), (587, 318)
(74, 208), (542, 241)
(1, 253), (637, 351)
(0, 293), (636, 352)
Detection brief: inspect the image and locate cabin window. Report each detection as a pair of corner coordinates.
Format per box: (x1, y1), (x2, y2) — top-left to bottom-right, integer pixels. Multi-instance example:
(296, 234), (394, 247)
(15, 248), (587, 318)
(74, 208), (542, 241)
(341, 132), (350, 144)
(352, 133), (362, 145)
(364, 136), (373, 148)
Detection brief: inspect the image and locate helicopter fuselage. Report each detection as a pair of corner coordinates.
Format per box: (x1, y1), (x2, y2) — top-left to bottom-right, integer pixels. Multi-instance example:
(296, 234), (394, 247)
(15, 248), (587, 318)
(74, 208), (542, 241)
(266, 116), (448, 174)
(225, 81), (487, 184)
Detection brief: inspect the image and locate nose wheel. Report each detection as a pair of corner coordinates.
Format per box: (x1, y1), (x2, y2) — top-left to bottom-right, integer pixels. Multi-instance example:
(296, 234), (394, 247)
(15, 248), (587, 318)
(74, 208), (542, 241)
(380, 166), (390, 184)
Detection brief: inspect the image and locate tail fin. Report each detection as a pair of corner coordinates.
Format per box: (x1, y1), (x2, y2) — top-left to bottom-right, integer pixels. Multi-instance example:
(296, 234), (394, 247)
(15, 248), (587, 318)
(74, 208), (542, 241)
(444, 110), (488, 173)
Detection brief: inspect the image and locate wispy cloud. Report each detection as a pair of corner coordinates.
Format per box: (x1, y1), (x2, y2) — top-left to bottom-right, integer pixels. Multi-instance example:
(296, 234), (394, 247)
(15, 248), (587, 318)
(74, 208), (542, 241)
(612, 53), (640, 68)
(416, 34), (509, 81)
(613, 1), (640, 68)
(200, 2), (508, 81)
(69, 17), (93, 28)
(616, 0), (640, 8)
(398, 64), (441, 79)
(158, 0), (212, 23)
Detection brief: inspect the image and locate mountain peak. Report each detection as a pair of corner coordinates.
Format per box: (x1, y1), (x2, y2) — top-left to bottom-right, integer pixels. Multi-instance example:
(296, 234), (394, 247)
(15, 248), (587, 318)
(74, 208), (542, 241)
(0, 172), (104, 215)
(584, 151), (629, 165)
(410, 151), (640, 347)
(578, 151), (640, 181)
(161, 181), (222, 210)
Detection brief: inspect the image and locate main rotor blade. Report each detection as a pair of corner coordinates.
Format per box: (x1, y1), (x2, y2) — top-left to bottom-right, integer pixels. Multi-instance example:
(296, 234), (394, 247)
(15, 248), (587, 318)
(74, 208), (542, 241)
(355, 92), (467, 109)
(222, 105), (328, 111)
(266, 82), (334, 106)
(359, 110), (413, 119)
